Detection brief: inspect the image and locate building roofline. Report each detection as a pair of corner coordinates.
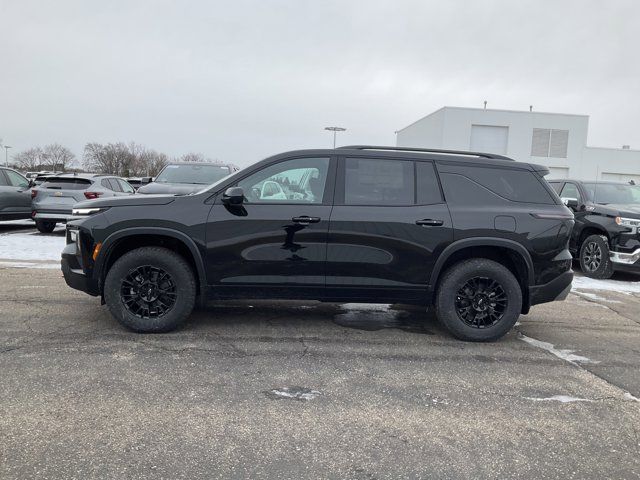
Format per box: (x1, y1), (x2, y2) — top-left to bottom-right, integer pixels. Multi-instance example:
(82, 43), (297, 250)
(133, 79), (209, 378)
(584, 145), (640, 153)
(396, 105), (590, 133)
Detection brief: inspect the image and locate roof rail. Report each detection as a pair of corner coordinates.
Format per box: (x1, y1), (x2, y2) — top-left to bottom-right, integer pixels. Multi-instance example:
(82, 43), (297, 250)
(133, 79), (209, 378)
(337, 145), (514, 161)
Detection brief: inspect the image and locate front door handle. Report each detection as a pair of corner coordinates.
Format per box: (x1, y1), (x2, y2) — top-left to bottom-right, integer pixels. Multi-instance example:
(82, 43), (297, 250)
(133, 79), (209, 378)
(416, 219), (444, 226)
(292, 216), (321, 224)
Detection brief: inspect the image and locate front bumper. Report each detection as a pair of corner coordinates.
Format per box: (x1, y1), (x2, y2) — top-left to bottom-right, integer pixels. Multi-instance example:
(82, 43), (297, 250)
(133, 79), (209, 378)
(529, 270), (574, 307)
(61, 241), (99, 296)
(610, 247), (640, 265)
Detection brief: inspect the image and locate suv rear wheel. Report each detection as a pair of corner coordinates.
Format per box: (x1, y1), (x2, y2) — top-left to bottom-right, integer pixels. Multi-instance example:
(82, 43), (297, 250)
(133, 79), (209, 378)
(435, 259), (522, 342)
(104, 247), (196, 332)
(579, 234), (614, 279)
(35, 220), (56, 233)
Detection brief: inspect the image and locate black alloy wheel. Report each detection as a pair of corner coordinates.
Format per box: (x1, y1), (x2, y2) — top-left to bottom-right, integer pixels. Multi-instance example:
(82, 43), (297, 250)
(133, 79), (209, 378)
(455, 276), (508, 328)
(120, 265), (177, 319)
(582, 241), (602, 273)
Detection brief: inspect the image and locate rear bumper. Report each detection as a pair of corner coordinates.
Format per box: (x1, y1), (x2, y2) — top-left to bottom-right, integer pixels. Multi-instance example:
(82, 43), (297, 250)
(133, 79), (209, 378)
(529, 270), (573, 307)
(34, 211), (74, 222)
(61, 242), (99, 296)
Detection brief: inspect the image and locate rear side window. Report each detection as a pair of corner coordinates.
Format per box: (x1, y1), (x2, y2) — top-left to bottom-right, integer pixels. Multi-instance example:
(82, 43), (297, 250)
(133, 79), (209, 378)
(108, 178), (123, 192)
(345, 158), (413, 205)
(0, 170), (9, 186)
(42, 178), (92, 190)
(416, 162), (443, 204)
(441, 165), (555, 204)
(101, 179), (113, 190)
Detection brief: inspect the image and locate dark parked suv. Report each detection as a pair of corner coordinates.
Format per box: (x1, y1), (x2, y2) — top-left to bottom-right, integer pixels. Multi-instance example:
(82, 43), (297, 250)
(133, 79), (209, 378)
(548, 179), (640, 278)
(62, 146), (574, 341)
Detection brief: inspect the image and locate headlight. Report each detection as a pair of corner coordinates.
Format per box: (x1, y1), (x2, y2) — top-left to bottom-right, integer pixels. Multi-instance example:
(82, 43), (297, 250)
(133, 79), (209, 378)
(72, 207), (108, 216)
(615, 217), (640, 231)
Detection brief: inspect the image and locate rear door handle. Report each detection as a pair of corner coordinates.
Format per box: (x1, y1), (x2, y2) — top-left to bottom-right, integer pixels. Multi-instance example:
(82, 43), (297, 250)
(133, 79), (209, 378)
(416, 219), (444, 226)
(292, 216), (321, 224)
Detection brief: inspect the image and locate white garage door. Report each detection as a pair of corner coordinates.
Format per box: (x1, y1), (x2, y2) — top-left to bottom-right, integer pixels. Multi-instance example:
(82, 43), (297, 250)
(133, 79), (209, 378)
(547, 167), (569, 179)
(601, 172), (640, 184)
(470, 125), (509, 155)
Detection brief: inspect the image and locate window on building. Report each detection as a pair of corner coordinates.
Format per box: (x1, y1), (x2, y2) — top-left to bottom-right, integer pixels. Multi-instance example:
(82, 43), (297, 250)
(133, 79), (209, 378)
(531, 128), (569, 158)
(470, 125), (509, 155)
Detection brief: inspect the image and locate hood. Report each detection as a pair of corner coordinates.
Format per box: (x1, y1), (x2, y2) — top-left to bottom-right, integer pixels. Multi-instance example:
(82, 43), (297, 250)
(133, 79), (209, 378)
(591, 203), (640, 219)
(74, 194), (175, 209)
(137, 182), (204, 195)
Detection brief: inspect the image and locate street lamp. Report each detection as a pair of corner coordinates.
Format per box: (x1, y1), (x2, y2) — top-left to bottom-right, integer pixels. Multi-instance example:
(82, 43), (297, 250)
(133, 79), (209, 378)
(324, 126), (346, 148)
(4, 146), (11, 167)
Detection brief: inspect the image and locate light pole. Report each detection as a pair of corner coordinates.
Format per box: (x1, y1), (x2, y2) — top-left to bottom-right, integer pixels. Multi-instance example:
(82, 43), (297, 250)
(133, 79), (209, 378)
(4, 146), (11, 167)
(324, 126), (346, 148)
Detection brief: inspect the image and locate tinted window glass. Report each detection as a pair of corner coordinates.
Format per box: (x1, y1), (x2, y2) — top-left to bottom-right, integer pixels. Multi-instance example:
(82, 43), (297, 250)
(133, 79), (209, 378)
(42, 178), (92, 190)
(549, 182), (564, 194)
(416, 162), (442, 204)
(0, 170), (8, 186)
(101, 179), (113, 190)
(345, 158), (413, 205)
(108, 178), (123, 192)
(582, 183), (640, 204)
(5, 169), (29, 188)
(459, 165), (555, 204)
(237, 157), (329, 204)
(559, 183), (581, 203)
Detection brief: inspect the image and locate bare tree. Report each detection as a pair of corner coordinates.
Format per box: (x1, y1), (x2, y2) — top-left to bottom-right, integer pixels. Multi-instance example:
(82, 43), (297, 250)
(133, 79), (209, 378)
(43, 143), (76, 171)
(83, 142), (134, 176)
(13, 147), (45, 170)
(179, 152), (210, 163)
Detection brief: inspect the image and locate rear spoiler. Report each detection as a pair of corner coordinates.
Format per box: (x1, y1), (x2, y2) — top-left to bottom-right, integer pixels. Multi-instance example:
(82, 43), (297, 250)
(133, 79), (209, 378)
(530, 163), (550, 177)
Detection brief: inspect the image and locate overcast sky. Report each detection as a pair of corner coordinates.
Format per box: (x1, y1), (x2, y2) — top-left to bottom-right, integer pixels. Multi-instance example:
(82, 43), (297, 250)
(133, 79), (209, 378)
(1, 0), (638, 167)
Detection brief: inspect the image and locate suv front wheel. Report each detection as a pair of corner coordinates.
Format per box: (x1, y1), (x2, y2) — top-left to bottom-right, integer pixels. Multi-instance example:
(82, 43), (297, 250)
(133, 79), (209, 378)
(104, 247), (196, 332)
(435, 259), (522, 342)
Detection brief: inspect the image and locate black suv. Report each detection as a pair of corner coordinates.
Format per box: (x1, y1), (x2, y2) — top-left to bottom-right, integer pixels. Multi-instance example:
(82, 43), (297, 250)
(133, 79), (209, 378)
(548, 179), (640, 279)
(62, 146), (574, 341)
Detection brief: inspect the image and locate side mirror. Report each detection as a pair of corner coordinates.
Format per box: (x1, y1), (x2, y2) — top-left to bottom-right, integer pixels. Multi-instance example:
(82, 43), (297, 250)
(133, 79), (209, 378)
(141, 177), (152, 185)
(28, 179), (35, 188)
(562, 197), (579, 210)
(222, 187), (245, 205)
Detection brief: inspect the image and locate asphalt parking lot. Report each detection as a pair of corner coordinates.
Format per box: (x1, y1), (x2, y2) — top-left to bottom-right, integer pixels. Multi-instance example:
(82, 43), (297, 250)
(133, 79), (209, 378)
(1, 221), (639, 479)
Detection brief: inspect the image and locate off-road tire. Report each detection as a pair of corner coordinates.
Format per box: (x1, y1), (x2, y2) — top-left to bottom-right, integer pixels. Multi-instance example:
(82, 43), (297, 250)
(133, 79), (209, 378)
(435, 258), (522, 342)
(579, 234), (614, 279)
(35, 220), (56, 233)
(104, 247), (196, 333)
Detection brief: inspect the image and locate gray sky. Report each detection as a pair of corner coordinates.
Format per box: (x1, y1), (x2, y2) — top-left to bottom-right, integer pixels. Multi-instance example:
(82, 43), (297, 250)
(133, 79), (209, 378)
(1, 0), (638, 167)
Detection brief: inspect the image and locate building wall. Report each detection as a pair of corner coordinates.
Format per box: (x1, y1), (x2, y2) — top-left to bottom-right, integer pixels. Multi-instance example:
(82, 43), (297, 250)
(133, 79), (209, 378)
(396, 106), (640, 181)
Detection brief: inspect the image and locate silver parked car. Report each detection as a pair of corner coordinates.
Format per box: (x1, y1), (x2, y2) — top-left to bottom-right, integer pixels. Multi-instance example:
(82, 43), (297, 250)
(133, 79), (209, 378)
(31, 174), (135, 233)
(0, 167), (33, 221)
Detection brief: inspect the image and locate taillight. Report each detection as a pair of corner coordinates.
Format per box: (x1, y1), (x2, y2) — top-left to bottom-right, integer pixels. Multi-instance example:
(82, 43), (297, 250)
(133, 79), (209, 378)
(84, 191), (102, 200)
(31, 189), (38, 199)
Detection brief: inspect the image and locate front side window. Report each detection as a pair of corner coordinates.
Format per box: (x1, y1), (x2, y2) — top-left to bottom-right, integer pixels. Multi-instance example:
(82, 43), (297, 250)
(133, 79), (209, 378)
(559, 183), (581, 203)
(0, 170), (9, 186)
(118, 179), (135, 193)
(5, 169), (29, 188)
(582, 183), (640, 205)
(237, 157), (330, 204)
(344, 158), (414, 205)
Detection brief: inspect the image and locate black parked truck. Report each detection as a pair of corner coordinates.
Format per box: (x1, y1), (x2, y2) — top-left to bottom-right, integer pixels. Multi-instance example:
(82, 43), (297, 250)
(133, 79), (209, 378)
(62, 146), (574, 341)
(549, 179), (640, 279)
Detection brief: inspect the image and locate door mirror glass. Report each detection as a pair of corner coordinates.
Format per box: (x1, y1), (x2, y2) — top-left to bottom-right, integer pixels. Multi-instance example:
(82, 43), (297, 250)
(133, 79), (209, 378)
(222, 187), (245, 205)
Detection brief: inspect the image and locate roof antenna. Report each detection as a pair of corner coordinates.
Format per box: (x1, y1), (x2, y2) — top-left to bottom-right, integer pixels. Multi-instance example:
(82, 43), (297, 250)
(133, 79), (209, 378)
(483, 101), (487, 109)
(529, 105), (533, 112)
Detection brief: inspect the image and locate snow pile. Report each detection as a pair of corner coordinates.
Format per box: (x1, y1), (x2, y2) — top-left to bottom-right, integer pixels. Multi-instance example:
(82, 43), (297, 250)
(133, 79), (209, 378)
(0, 231), (65, 262)
(572, 275), (640, 294)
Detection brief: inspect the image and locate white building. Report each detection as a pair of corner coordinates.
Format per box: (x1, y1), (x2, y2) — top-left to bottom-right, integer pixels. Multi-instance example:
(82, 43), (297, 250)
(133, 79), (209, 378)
(396, 106), (640, 182)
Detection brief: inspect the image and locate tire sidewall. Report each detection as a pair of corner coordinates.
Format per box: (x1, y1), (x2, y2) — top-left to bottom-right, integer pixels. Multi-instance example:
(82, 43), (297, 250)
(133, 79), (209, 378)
(436, 259), (522, 342)
(579, 234), (613, 279)
(104, 247), (196, 332)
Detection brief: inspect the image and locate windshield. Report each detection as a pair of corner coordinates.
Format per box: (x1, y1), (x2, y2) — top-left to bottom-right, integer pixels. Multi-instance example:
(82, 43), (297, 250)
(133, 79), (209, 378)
(155, 164), (231, 185)
(583, 182), (640, 204)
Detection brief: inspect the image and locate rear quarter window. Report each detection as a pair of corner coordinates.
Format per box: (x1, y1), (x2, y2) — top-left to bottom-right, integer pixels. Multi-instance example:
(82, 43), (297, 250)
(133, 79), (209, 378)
(438, 164), (555, 205)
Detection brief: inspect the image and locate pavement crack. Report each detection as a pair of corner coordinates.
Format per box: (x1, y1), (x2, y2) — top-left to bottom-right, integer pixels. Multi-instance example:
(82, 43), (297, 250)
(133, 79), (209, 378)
(299, 337), (310, 358)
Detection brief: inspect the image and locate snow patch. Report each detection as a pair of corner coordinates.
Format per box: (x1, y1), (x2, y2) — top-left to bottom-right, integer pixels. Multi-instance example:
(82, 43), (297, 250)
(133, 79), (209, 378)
(574, 291), (622, 304)
(0, 231), (65, 261)
(572, 276), (640, 294)
(519, 334), (600, 365)
(623, 392), (640, 402)
(525, 395), (592, 403)
(340, 303), (392, 312)
(266, 387), (322, 401)
(0, 261), (59, 269)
